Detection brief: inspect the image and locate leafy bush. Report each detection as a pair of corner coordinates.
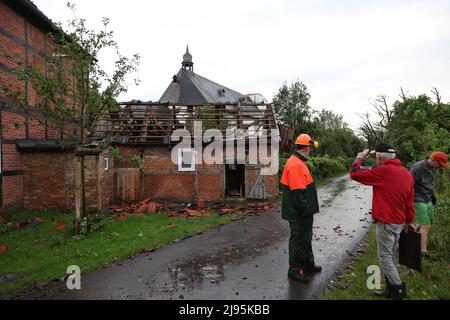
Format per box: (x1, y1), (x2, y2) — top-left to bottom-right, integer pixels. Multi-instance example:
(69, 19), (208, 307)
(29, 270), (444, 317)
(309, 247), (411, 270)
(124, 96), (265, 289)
(307, 155), (350, 181)
(79, 213), (104, 235)
(0, 222), (15, 235)
(430, 175), (450, 261)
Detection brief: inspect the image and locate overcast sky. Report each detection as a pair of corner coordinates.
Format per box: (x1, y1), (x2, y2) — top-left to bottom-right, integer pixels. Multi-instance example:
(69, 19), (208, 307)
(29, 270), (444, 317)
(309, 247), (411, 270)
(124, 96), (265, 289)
(32, 0), (450, 129)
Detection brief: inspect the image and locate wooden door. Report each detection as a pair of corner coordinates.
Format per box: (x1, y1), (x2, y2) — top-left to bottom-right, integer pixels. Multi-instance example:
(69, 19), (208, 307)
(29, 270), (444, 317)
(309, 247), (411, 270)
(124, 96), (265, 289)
(246, 165), (266, 199)
(117, 169), (141, 202)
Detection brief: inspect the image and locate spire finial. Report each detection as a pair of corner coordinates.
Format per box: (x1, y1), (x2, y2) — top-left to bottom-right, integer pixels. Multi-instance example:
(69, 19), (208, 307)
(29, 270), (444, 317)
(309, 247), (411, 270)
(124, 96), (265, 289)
(182, 45), (193, 71)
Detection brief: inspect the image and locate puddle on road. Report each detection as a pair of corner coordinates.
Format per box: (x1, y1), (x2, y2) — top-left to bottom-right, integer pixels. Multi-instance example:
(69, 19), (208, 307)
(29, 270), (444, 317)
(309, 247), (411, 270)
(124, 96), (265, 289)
(165, 231), (282, 293)
(321, 178), (348, 207)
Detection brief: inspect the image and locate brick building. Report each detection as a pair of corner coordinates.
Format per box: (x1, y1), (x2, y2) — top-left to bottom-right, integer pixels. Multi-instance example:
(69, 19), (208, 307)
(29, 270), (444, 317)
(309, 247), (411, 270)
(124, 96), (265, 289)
(98, 48), (280, 203)
(0, 0), (73, 210)
(1, 0), (279, 211)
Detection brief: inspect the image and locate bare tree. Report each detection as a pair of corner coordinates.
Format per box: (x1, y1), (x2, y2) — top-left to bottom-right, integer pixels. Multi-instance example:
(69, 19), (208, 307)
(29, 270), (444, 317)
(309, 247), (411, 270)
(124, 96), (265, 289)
(431, 87), (442, 104)
(370, 95), (392, 129)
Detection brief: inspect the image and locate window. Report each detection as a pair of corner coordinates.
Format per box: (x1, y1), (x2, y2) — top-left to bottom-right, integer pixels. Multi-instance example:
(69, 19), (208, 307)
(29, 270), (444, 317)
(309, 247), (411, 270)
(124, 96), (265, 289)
(103, 158), (109, 171)
(178, 148), (196, 172)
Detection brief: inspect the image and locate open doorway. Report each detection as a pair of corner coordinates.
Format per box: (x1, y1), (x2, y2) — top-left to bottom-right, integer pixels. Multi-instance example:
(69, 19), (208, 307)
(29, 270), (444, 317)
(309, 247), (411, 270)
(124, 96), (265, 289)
(225, 163), (245, 197)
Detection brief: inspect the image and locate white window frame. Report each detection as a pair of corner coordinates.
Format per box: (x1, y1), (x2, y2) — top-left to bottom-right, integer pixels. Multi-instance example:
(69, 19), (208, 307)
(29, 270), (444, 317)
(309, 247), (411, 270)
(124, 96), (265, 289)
(103, 158), (109, 171)
(178, 148), (196, 172)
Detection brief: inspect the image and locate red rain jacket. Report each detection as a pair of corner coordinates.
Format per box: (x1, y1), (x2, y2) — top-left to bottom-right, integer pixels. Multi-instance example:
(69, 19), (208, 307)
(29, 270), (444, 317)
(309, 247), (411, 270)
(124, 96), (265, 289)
(349, 158), (415, 224)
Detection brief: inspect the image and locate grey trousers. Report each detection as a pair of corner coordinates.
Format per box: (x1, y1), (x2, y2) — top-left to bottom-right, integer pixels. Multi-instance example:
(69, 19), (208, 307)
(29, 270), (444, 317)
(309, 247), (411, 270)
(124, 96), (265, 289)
(376, 222), (405, 286)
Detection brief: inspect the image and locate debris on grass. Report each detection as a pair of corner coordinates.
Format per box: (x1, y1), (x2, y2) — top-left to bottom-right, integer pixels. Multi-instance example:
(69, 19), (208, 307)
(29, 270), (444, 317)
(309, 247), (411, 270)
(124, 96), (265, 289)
(15, 222), (28, 230)
(0, 246), (8, 254)
(52, 221), (66, 232)
(110, 198), (161, 216)
(109, 198), (277, 221)
(25, 217), (44, 230)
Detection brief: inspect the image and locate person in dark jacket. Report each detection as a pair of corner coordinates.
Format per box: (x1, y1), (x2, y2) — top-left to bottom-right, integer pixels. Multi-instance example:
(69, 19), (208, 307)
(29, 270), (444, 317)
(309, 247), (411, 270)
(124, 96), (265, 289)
(281, 134), (321, 283)
(350, 144), (415, 300)
(410, 152), (448, 259)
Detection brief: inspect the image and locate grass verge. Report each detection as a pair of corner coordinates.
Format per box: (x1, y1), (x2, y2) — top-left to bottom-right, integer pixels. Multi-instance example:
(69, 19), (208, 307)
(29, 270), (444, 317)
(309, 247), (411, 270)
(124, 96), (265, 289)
(0, 209), (243, 296)
(319, 195), (450, 300)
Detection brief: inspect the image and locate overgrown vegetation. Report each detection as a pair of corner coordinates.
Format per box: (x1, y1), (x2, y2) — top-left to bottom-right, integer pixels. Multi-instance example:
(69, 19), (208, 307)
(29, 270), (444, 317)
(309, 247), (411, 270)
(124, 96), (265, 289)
(359, 90), (449, 165)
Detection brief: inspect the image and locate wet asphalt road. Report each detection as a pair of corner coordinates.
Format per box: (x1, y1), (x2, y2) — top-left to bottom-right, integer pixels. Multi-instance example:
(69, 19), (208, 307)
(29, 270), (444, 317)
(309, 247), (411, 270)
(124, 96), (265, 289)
(16, 175), (373, 300)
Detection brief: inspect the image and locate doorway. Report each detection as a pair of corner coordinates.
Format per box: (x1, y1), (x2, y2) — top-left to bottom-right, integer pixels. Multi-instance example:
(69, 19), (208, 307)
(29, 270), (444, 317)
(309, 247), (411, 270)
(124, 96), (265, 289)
(225, 163), (245, 197)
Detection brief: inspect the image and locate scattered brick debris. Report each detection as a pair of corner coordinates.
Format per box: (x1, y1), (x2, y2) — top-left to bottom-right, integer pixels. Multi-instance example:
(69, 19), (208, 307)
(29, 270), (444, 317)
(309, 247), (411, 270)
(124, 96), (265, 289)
(109, 198), (277, 220)
(52, 221), (66, 231)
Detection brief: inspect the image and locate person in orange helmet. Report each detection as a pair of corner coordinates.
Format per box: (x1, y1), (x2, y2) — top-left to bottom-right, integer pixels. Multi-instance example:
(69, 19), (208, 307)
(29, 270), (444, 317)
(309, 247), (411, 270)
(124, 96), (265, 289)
(281, 134), (321, 283)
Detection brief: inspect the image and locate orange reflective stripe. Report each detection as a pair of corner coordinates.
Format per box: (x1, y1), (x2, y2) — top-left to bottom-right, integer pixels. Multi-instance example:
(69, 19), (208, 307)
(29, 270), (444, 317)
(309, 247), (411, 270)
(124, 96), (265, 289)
(281, 155), (313, 190)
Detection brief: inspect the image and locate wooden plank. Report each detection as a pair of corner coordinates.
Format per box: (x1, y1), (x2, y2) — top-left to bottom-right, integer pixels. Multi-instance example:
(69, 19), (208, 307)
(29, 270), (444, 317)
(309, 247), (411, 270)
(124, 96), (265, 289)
(96, 155), (102, 211)
(74, 156), (82, 232)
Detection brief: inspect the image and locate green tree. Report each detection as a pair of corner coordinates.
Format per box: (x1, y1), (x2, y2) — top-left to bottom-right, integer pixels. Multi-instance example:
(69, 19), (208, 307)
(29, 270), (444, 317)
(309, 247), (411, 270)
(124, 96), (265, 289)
(3, 4), (140, 233)
(273, 80), (314, 135)
(386, 93), (450, 165)
(273, 80), (363, 159)
(311, 109), (364, 157)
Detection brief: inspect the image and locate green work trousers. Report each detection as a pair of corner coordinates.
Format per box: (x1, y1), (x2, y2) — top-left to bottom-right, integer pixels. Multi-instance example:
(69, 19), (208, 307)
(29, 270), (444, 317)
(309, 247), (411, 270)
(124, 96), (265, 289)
(288, 215), (315, 271)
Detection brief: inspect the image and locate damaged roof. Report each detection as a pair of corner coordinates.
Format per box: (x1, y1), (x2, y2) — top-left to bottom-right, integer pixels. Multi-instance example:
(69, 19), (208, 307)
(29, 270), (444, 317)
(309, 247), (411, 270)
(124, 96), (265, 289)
(159, 47), (252, 106)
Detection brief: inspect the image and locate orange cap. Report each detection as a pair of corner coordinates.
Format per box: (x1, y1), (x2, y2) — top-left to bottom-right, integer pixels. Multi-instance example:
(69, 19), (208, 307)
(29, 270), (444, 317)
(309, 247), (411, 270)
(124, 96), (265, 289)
(295, 134), (319, 148)
(431, 152), (448, 169)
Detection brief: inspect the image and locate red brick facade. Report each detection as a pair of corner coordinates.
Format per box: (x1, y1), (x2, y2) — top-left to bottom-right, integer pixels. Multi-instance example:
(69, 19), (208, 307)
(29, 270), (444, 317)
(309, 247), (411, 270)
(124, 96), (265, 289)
(116, 145), (277, 203)
(23, 149), (115, 211)
(0, 1), (73, 209)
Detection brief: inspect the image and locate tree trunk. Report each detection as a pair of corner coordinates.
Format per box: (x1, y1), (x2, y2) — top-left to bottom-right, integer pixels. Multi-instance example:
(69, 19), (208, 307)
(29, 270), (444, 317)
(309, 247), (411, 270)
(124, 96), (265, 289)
(75, 155), (82, 233)
(75, 154), (87, 234)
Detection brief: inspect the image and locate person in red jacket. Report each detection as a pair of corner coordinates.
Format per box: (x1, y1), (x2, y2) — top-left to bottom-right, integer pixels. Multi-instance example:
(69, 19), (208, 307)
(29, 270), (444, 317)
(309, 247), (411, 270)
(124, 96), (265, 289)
(350, 143), (415, 300)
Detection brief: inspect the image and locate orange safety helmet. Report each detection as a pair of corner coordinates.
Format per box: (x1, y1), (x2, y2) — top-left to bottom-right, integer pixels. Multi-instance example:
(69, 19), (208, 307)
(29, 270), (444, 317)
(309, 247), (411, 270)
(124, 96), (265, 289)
(295, 134), (319, 149)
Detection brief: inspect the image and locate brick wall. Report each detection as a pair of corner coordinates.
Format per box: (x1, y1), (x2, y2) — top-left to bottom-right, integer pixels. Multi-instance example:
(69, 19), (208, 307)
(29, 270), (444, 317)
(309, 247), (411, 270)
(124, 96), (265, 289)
(114, 146), (224, 201)
(264, 174), (279, 198)
(23, 152), (75, 211)
(23, 149), (115, 211)
(142, 146), (196, 200)
(2, 175), (23, 208)
(116, 145), (278, 202)
(141, 147), (223, 201)
(0, 1), (78, 210)
(83, 150), (116, 209)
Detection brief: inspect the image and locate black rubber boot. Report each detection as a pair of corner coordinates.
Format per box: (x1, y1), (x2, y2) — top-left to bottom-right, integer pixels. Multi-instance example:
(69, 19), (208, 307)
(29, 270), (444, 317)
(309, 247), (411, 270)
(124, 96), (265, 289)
(390, 283), (407, 300)
(305, 264), (322, 273)
(288, 268), (311, 283)
(374, 276), (392, 298)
